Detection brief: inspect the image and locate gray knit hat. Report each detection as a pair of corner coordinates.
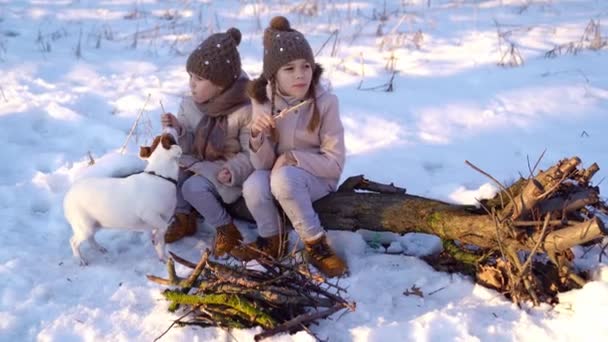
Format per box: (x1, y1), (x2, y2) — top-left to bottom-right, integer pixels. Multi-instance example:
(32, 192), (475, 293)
(186, 28), (242, 88)
(262, 16), (315, 80)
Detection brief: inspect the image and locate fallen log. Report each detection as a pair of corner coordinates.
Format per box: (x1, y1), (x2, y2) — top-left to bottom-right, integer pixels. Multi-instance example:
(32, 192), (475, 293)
(229, 159), (604, 254)
(225, 156), (606, 304)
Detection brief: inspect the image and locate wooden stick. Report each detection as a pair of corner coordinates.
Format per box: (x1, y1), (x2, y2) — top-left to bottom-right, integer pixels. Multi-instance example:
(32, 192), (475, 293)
(179, 250), (210, 288)
(512, 220), (568, 227)
(337, 175), (406, 194)
(167, 258), (178, 284)
(253, 304), (347, 341)
(153, 306), (199, 342)
(506, 246), (539, 306)
(146, 274), (174, 286)
(526, 149), (546, 178)
(120, 94), (151, 154)
(465, 160), (516, 209)
(274, 99), (311, 121)
(169, 251), (197, 268)
(520, 213), (551, 276)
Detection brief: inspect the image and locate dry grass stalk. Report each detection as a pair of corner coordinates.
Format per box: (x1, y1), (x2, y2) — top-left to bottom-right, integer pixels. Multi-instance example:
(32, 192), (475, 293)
(494, 20), (524, 67)
(357, 71), (397, 92)
(546, 19), (607, 58)
(120, 94), (151, 154)
(315, 29), (340, 57)
(87, 151), (95, 165)
(290, 0), (319, 17)
(0, 85), (7, 102)
(499, 43), (524, 67)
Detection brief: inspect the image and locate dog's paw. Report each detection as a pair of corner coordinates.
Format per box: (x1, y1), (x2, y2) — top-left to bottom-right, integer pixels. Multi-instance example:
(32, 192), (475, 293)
(98, 246), (108, 254)
(79, 258), (89, 267)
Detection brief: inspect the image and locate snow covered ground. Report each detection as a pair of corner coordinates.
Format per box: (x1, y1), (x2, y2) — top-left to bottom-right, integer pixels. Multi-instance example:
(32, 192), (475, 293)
(1, 0), (608, 341)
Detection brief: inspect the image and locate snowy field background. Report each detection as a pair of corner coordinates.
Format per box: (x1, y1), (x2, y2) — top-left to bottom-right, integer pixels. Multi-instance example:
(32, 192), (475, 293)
(1, 0), (608, 341)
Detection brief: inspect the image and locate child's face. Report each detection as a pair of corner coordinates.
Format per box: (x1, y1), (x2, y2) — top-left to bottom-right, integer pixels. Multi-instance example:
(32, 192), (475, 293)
(275, 59), (313, 100)
(189, 72), (222, 103)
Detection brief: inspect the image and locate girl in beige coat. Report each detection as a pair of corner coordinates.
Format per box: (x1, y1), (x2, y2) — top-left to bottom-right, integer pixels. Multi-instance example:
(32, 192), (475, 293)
(232, 17), (347, 277)
(161, 28), (252, 256)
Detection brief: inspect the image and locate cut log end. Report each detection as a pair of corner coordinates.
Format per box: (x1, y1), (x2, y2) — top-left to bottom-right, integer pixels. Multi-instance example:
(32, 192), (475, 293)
(543, 217), (607, 252)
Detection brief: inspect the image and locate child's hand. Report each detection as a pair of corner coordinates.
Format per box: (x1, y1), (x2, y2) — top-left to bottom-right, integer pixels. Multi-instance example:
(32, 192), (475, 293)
(272, 152), (297, 172)
(161, 113), (182, 133)
(250, 111), (275, 137)
(217, 168), (232, 185)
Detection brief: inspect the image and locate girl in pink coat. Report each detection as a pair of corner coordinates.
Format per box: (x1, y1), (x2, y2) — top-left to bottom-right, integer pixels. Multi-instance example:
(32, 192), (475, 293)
(232, 16), (347, 277)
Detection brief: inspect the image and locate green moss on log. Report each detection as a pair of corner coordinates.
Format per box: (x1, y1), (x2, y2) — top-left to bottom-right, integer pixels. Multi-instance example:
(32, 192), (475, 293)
(163, 291), (277, 329)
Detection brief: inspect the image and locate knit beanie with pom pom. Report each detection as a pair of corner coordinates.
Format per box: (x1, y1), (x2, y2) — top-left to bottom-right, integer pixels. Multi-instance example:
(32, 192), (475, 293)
(262, 16), (315, 80)
(186, 27), (243, 88)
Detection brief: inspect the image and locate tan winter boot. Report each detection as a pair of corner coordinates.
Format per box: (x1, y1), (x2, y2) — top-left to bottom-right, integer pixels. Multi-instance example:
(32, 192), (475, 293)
(213, 222), (243, 257)
(164, 212), (197, 243)
(230, 234), (288, 261)
(304, 235), (348, 277)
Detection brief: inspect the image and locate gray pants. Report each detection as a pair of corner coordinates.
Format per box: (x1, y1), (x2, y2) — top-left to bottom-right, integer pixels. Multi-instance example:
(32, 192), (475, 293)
(242, 167), (333, 241)
(176, 170), (231, 228)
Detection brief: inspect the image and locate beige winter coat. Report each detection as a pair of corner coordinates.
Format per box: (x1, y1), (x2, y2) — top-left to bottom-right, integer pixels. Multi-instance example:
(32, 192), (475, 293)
(249, 83), (345, 190)
(177, 96), (253, 203)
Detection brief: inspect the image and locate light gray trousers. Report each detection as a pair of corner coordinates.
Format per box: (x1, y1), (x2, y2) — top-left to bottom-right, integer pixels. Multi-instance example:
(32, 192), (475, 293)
(242, 166), (333, 241)
(176, 170), (231, 228)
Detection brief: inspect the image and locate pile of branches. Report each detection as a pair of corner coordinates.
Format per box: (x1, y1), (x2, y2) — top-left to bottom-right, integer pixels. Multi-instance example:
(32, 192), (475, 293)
(147, 250), (355, 341)
(434, 156), (606, 305)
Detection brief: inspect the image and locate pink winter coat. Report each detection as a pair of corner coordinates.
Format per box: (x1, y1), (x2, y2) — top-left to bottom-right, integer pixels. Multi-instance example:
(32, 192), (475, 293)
(249, 83), (345, 190)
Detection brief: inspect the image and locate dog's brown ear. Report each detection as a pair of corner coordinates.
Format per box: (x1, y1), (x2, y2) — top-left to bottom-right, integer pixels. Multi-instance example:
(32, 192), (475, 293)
(160, 133), (177, 149)
(140, 136), (163, 158)
(139, 146), (152, 158)
(150, 135), (162, 150)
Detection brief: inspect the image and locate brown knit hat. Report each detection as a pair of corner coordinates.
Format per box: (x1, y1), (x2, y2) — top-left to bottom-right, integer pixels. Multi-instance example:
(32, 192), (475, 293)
(262, 16), (314, 80)
(186, 28), (242, 88)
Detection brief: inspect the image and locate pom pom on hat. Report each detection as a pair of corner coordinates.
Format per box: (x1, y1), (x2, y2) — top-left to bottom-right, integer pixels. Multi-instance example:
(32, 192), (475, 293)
(269, 16), (291, 31)
(226, 27), (242, 46)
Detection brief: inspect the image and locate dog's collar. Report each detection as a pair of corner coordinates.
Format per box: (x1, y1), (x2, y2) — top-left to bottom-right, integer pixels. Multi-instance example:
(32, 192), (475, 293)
(145, 171), (178, 186)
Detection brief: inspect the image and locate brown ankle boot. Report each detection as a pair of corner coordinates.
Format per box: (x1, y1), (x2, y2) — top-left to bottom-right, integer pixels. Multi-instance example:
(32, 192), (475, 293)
(164, 212), (197, 243)
(304, 235), (348, 277)
(230, 234), (288, 261)
(213, 222), (243, 257)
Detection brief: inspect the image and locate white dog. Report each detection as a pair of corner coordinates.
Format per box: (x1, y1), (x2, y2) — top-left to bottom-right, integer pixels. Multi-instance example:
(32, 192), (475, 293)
(64, 132), (181, 265)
